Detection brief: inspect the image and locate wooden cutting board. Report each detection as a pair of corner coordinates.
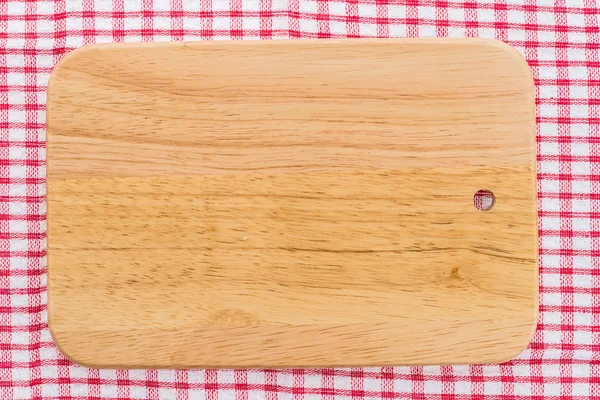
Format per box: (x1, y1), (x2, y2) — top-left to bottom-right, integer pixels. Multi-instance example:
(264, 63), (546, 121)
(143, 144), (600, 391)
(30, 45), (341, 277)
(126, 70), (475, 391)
(46, 39), (537, 369)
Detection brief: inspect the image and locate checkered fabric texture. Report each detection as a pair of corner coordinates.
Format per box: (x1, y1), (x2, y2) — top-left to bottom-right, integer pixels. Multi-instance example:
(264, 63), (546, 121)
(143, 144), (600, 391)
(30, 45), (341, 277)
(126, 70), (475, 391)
(1, 0), (599, 399)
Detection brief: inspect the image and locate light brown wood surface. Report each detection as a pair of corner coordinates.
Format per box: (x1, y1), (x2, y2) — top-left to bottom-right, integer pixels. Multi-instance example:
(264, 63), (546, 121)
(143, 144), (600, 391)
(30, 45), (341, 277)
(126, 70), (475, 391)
(46, 39), (537, 369)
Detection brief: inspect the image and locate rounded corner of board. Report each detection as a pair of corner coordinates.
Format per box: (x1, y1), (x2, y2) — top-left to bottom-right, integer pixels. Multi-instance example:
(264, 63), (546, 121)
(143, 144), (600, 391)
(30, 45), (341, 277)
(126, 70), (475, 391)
(48, 326), (93, 368)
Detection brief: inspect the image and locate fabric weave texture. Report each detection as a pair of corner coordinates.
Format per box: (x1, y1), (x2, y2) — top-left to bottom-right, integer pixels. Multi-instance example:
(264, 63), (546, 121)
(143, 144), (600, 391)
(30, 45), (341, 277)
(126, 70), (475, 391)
(1, 0), (599, 399)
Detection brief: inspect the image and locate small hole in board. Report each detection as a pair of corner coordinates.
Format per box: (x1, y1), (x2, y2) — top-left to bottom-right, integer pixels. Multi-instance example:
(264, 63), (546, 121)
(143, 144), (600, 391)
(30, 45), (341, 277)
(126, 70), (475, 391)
(473, 189), (495, 211)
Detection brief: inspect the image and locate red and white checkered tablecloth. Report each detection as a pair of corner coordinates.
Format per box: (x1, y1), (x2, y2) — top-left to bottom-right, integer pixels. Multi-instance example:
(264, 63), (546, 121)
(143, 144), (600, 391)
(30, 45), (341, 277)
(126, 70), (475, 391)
(1, 0), (599, 398)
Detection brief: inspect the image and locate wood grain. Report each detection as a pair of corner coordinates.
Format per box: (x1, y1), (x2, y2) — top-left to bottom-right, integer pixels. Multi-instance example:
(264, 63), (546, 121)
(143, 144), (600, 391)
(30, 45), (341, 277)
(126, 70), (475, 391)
(46, 39), (537, 368)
